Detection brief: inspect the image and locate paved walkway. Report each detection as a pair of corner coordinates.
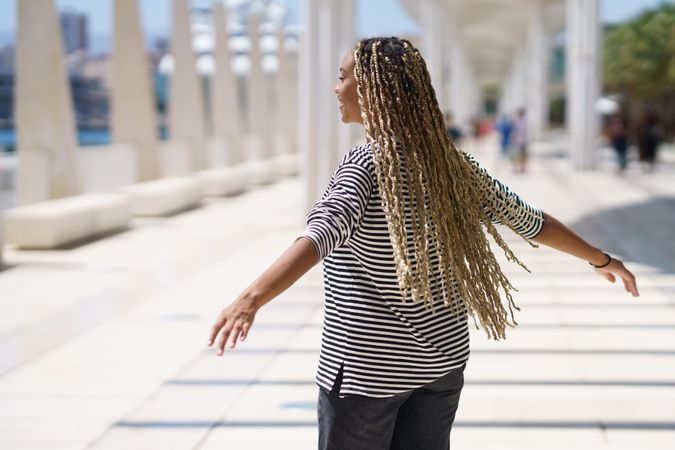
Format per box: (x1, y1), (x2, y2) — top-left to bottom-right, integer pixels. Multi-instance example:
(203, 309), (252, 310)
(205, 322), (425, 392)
(1, 137), (674, 449)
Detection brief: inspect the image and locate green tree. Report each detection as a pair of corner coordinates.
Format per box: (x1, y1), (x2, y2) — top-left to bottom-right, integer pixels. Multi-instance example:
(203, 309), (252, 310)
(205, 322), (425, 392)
(603, 3), (675, 138)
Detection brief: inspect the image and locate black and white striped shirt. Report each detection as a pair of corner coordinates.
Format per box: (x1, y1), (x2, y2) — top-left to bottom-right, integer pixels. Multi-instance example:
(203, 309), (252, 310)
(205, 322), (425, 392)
(300, 143), (544, 398)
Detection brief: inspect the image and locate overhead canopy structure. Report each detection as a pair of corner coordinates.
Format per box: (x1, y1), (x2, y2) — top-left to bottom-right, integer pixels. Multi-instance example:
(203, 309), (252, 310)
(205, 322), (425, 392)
(402, 0), (566, 86)
(399, 0), (600, 169)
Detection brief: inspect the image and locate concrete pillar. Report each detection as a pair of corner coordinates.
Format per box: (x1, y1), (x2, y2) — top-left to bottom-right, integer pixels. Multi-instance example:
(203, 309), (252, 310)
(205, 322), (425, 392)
(299, 0), (321, 211)
(316, 0), (335, 195)
(441, 35), (453, 113)
(111, 0), (160, 182)
(316, 0), (354, 188)
(499, 53), (522, 117)
(334, 0), (356, 166)
(449, 36), (481, 132)
(498, 73), (510, 116)
(526, 1), (549, 141)
(169, 0), (207, 171)
(566, 0), (601, 170)
(15, 0), (79, 204)
(420, 0), (445, 109)
(245, 11), (269, 161)
(275, 28), (298, 156)
(502, 47), (528, 116)
(449, 39), (465, 127)
(299, 0), (355, 211)
(210, 2), (242, 166)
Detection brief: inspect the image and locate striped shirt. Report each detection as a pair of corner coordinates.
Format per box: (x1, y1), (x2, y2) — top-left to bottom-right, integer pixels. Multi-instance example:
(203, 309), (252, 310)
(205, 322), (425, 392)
(300, 143), (545, 398)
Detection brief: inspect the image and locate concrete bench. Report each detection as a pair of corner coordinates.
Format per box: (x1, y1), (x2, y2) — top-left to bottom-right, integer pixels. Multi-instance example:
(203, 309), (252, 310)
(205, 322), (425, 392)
(198, 166), (248, 197)
(241, 159), (279, 186)
(2, 193), (132, 249)
(271, 153), (299, 177)
(122, 176), (203, 217)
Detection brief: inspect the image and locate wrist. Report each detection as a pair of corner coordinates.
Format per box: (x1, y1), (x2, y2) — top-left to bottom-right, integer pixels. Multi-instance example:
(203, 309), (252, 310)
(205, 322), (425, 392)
(238, 291), (264, 310)
(589, 251), (611, 268)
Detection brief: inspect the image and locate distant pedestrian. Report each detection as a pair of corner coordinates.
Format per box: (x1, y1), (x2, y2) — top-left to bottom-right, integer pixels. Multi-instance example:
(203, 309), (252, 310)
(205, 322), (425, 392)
(511, 108), (528, 173)
(636, 113), (661, 173)
(444, 111), (463, 145)
(495, 114), (513, 160)
(607, 115), (629, 173)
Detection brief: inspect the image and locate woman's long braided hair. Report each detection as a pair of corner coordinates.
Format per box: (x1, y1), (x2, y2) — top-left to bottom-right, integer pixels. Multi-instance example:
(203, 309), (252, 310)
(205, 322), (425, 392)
(353, 36), (539, 340)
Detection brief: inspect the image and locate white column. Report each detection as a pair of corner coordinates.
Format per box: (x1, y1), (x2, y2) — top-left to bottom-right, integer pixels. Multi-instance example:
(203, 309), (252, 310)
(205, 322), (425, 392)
(449, 36), (481, 132)
(299, 0), (354, 211)
(275, 28), (298, 157)
(498, 71), (511, 116)
(16, 0), (79, 204)
(526, 1), (549, 141)
(299, 0), (321, 212)
(442, 40), (453, 112)
(334, 0), (356, 166)
(245, 11), (270, 161)
(317, 0), (354, 190)
(500, 52), (524, 117)
(211, 2), (242, 166)
(169, 0), (207, 171)
(421, 0), (446, 109)
(316, 0), (335, 190)
(111, 0), (160, 181)
(449, 39), (466, 127)
(509, 48), (528, 113)
(566, 0), (601, 170)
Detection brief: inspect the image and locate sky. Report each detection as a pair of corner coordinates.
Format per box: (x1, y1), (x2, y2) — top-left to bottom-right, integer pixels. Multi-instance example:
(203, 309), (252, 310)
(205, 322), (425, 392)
(0, 0), (671, 51)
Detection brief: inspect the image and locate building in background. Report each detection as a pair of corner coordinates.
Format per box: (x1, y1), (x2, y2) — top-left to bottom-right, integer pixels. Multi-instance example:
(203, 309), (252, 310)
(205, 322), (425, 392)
(59, 9), (88, 55)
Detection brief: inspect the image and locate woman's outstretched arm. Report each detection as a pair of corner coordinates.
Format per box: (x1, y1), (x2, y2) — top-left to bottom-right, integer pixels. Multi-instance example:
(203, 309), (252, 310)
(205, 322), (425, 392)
(207, 237), (318, 355)
(532, 212), (639, 297)
(207, 156), (372, 355)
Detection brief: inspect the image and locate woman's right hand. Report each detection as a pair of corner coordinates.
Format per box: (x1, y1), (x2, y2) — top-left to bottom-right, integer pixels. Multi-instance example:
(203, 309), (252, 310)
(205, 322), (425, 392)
(207, 297), (259, 355)
(204, 237), (319, 356)
(593, 257), (640, 297)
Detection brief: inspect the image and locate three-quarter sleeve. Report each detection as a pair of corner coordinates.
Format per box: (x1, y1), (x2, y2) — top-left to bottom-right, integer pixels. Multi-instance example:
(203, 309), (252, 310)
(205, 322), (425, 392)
(463, 152), (545, 239)
(299, 162), (373, 261)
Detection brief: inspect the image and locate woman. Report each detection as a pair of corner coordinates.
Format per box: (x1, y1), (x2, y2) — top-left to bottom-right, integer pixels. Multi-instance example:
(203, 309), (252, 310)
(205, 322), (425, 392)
(207, 37), (639, 450)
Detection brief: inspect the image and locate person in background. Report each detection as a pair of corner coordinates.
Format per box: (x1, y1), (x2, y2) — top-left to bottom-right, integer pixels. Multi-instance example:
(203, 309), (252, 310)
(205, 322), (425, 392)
(444, 111), (463, 145)
(478, 116), (492, 137)
(636, 113), (661, 173)
(606, 115), (629, 173)
(511, 108), (528, 173)
(496, 113), (513, 160)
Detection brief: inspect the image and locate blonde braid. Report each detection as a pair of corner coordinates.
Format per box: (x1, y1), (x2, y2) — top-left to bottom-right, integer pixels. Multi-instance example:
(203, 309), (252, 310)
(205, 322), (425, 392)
(353, 37), (544, 339)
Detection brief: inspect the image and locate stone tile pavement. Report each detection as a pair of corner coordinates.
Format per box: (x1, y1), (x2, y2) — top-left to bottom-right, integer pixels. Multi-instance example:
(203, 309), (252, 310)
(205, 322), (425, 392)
(0, 138), (674, 449)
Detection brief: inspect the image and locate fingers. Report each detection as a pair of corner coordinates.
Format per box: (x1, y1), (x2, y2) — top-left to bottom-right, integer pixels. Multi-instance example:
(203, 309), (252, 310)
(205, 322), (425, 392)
(207, 319), (224, 348)
(611, 260), (639, 297)
(213, 319), (251, 355)
(621, 269), (639, 297)
(229, 324), (243, 349)
(597, 259), (640, 298)
(217, 321), (233, 355)
(207, 304), (256, 356)
(615, 261), (639, 297)
(241, 322), (251, 341)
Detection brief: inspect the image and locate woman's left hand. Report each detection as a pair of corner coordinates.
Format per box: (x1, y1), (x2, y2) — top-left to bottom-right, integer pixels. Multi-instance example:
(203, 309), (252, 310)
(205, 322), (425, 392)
(593, 257), (640, 297)
(207, 298), (258, 355)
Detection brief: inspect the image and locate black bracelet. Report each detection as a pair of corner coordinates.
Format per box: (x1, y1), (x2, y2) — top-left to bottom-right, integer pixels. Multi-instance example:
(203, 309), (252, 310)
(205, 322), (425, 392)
(589, 252), (612, 268)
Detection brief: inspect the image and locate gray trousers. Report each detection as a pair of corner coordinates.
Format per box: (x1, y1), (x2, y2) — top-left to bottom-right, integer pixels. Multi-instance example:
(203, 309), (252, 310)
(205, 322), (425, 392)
(317, 363), (465, 450)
